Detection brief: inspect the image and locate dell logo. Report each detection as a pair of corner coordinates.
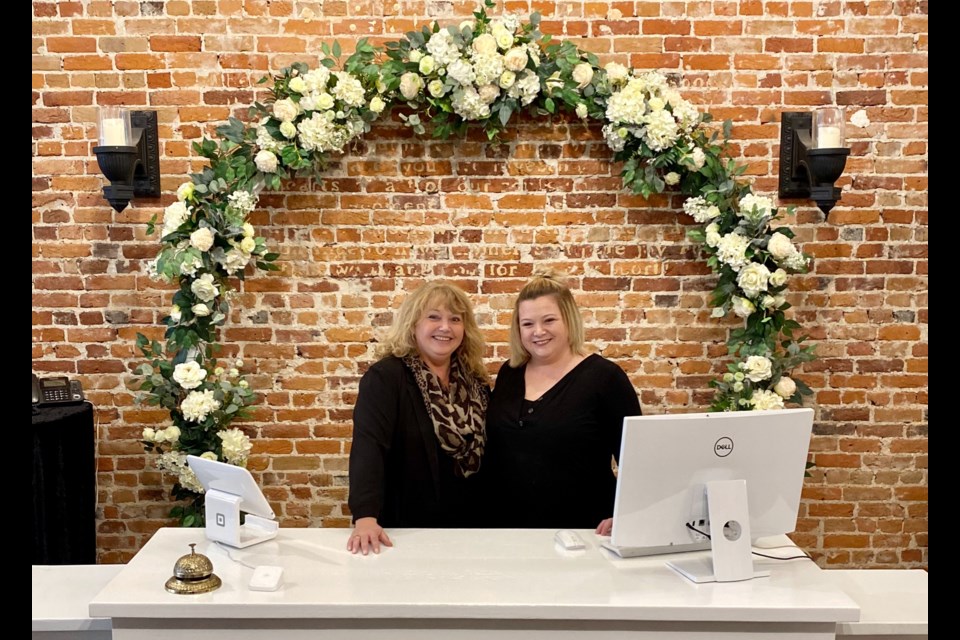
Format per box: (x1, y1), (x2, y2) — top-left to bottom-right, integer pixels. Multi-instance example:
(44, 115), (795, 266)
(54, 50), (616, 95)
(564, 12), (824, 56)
(714, 437), (734, 457)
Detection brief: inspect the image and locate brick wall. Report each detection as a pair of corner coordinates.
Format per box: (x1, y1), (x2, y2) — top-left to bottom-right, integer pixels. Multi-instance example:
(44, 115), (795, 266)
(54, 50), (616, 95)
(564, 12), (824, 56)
(32, 0), (927, 568)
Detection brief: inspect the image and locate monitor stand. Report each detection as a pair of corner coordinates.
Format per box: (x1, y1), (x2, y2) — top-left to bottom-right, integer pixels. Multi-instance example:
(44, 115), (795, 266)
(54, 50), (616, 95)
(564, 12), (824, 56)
(203, 489), (279, 548)
(667, 479), (771, 583)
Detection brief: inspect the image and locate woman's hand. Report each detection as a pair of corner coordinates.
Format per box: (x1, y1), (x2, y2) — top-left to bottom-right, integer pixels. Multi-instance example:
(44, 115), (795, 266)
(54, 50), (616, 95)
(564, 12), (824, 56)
(347, 517), (394, 555)
(595, 517), (613, 537)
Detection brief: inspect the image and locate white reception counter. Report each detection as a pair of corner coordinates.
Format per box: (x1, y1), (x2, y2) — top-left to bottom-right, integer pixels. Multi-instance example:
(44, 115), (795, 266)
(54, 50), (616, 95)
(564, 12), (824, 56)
(89, 527), (860, 639)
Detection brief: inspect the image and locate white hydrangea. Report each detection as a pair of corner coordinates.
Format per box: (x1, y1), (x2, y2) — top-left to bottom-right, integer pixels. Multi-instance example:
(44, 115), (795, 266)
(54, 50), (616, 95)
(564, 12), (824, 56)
(162, 201), (191, 237)
(750, 389), (785, 411)
(181, 389), (221, 422)
(222, 248), (250, 275)
(426, 30), (461, 67)
(738, 193), (774, 222)
(451, 86), (490, 120)
(682, 196), (721, 224)
(782, 251), (809, 271)
(227, 190), (257, 215)
(219, 428), (253, 465)
(332, 72), (365, 107)
(716, 232), (752, 271)
(643, 109), (680, 151)
(471, 51), (505, 86)
(606, 77), (649, 125)
(525, 41), (541, 67)
(173, 361), (206, 389)
(446, 58), (476, 86)
(604, 61), (629, 86)
(157, 451), (204, 493)
(602, 123), (626, 152)
(297, 111), (351, 152)
(303, 67), (330, 92)
(506, 69), (540, 106)
(255, 126), (282, 153)
(737, 262), (771, 298)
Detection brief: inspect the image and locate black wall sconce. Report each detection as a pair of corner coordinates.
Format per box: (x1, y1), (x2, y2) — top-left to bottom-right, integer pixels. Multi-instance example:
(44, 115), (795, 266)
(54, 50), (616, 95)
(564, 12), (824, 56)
(778, 108), (850, 215)
(93, 108), (161, 212)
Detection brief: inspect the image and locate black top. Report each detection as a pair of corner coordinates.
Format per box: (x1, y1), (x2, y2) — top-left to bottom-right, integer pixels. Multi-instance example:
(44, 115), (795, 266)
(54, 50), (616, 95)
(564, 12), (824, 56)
(347, 356), (486, 528)
(481, 354), (641, 529)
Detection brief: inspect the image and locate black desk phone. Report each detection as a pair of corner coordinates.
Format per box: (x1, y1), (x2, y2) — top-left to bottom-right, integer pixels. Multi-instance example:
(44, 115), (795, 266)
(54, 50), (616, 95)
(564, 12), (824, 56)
(32, 374), (85, 405)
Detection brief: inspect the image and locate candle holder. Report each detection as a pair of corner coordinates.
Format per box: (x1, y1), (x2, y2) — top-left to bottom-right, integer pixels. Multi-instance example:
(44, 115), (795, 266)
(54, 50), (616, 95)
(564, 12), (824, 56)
(777, 110), (851, 216)
(93, 109), (161, 212)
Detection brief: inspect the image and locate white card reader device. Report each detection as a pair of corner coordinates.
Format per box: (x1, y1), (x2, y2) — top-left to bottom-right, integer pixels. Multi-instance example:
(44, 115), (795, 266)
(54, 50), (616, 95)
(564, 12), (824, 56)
(249, 565), (284, 591)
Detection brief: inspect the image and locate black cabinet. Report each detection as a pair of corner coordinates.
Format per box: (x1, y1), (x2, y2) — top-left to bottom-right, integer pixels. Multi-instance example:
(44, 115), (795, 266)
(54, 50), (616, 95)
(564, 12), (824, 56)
(32, 402), (96, 564)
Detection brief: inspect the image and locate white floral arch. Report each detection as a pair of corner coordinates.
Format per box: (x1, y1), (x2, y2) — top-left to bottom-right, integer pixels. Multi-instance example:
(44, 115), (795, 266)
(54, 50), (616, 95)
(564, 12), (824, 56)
(136, 0), (815, 525)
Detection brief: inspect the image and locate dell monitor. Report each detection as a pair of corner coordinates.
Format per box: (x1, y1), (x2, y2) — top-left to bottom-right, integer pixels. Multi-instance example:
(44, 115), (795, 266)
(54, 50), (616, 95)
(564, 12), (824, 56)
(603, 407), (814, 583)
(187, 455), (279, 548)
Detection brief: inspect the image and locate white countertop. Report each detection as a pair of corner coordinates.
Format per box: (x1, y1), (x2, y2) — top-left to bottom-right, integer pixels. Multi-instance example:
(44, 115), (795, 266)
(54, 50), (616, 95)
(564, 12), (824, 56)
(89, 528), (860, 624)
(824, 569), (927, 637)
(33, 564), (123, 631)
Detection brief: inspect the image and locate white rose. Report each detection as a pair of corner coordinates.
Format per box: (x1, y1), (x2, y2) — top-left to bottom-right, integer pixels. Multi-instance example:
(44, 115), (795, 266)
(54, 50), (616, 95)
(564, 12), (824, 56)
(173, 361), (206, 389)
(478, 83), (500, 104)
(288, 76), (307, 93)
(142, 427), (156, 442)
(191, 303), (212, 317)
(428, 79), (446, 97)
(774, 376), (797, 398)
(399, 72), (423, 100)
(767, 232), (797, 260)
(768, 268), (787, 287)
(279, 120), (297, 138)
(418, 55), (436, 75)
(189, 227), (215, 252)
(731, 296), (756, 318)
(498, 70), (516, 89)
(242, 222), (255, 238)
(176, 182), (195, 202)
(369, 96), (386, 113)
(169, 304), (182, 323)
(408, 49), (423, 63)
(162, 426), (181, 443)
(200, 451), (218, 461)
(572, 63), (594, 89)
(761, 295), (777, 310)
(648, 96), (665, 111)
(705, 222), (721, 248)
(472, 33), (498, 55)
(254, 150), (278, 173)
(272, 98), (298, 122)
(190, 273), (217, 302)
(162, 201), (190, 236)
(490, 24), (513, 49)
(736, 262), (771, 298)
(240, 236), (256, 253)
(503, 47), (528, 72)
(691, 146), (706, 169)
(316, 93), (335, 110)
(743, 355), (773, 382)
(575, 103), (588, 119)
(664, 171), (680, 185)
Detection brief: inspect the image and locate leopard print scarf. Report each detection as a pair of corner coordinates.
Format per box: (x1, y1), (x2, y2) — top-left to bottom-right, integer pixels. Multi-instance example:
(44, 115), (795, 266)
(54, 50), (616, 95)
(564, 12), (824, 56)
(403, 355), (488, 478)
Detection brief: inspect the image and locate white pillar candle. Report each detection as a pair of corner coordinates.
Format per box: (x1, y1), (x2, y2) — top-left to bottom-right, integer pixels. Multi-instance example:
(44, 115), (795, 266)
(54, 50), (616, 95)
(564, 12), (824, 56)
(101, 117), (127, 145)
(816, 126), (842, 149)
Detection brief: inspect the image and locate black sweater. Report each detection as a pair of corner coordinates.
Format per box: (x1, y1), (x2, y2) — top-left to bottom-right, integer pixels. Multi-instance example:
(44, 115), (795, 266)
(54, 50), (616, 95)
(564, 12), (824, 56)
(481, 354), (642, 529)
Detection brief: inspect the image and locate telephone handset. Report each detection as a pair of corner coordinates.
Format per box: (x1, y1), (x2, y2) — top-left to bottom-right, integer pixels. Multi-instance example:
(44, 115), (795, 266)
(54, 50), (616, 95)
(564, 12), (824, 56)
(32, 373), (85, 405)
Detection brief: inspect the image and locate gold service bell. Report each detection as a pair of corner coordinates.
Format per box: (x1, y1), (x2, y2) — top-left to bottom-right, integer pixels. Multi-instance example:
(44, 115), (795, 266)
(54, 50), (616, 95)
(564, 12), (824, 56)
(165, 543), (222, 594)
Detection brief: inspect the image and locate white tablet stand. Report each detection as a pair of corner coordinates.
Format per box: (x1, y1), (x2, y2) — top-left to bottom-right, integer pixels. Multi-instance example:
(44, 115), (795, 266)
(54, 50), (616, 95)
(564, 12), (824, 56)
(203, 490), (279, 549)
(187, 455), (279, 549)
(667, 480), (770, 584)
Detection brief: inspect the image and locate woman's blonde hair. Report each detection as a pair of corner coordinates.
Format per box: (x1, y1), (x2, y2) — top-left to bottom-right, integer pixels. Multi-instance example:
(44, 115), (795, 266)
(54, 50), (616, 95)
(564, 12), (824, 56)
(378, 281), (489, 383)
(508, 269), (586, 367)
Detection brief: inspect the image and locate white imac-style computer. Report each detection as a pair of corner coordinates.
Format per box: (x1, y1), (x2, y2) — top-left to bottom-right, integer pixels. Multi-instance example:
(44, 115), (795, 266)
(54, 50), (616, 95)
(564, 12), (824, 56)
(603, 408), (814, 584)
(187, 455), (279, 548)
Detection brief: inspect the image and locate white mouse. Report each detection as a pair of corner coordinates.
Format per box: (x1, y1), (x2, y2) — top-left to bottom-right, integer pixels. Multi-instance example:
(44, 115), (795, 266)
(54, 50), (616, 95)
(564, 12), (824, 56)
(554, 529), (586, 550)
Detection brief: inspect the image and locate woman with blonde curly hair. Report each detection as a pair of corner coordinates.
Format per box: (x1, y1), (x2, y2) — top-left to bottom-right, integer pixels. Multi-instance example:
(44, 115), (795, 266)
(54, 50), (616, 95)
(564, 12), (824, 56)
(348, 281), (489, 554)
